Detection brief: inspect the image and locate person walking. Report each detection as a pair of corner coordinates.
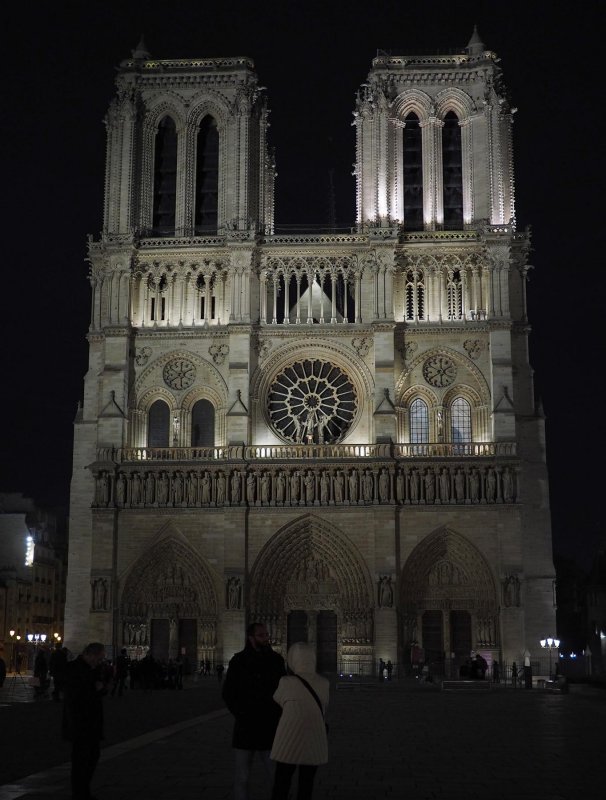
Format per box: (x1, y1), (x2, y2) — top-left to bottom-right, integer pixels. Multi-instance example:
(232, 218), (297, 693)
(111, 648), (129, 697)
(62, 642), (108, 800)
(49, 644), (68, 701)
(222, 622), (286, 800)
(270, 642), (329, 800)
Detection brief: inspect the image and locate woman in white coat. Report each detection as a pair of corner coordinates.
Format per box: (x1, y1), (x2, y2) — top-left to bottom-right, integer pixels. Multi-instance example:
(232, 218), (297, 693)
(270, 642), (329, 800)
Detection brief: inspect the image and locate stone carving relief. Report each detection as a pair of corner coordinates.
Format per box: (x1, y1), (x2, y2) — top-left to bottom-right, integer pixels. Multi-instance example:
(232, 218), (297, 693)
(163, 358), (196, 390)
(463, 339), (484, 359)
(378, 575), (393, 608)
(91, 577), (109, 611)
(423, 355), (457, 388)
(209, 343), (229, 365)
(502, 574), (521, 608)
(352, 337), (371, 357)
(226, 576), (243, 610)
(94, 462), (517, 510)
(135, 346), (152, 366)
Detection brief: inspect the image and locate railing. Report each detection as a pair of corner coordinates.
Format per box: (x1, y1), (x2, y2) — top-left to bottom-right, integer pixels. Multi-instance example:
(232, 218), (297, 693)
(99, 442), (516, 464)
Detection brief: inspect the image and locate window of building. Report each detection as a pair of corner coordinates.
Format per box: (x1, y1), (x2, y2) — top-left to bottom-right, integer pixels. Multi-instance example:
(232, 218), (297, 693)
(191, 399), (215, 447)
(451, 397), (471, 442)
(152, 116), (178, 235)
(442, 111), (463, 230)
(403, 113), (423, 230)
(447, 269), (463, 320)
(405, 269), (425, 321)
(195, 116), (219, 233)
(148, 400), (170, 447)
(410, 398), (429, 443)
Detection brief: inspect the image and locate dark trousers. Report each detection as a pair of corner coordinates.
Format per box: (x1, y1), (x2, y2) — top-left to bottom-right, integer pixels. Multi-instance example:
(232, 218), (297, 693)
(111, 675), (126, 696)
(272, 762), (318, 800)
(71, 737), (100, 799)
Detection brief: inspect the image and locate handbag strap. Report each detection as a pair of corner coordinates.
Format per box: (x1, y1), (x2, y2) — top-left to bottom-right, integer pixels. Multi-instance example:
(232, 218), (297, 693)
(295, 675), (324, 718)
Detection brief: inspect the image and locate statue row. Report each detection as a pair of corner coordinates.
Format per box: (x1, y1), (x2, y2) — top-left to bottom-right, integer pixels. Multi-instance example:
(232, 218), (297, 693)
(94, 464), (517, 508)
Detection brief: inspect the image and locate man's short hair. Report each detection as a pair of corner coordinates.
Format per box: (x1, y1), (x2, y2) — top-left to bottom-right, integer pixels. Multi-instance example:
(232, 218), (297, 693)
(83, 642), (105, 656)
(246, 622), (265, 638)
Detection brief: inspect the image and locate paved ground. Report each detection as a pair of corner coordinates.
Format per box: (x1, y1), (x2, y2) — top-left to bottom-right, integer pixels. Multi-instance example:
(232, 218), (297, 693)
(1, 673), (604, 800)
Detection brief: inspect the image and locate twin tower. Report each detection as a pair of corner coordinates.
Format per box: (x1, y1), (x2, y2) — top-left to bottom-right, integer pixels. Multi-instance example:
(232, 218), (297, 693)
(66, 30), (555, 676)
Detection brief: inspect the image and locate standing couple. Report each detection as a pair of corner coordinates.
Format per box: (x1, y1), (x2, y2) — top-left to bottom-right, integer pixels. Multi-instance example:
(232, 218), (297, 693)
(222, 622), (329, 800)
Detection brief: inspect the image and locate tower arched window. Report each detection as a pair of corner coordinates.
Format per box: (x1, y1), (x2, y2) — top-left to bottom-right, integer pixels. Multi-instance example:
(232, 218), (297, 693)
(148, 400), (170, 447)
(191, 399), (215, 447)
(195, 116), (219, 233)
(442, 111), (463, 230)
(451, 397), (471, 442)
(447, 269), (463, 320)
(405, 269), (425, 321)
(410, 398), (429, 443)
(152, 117), (178, 235)
(403, 113), (423, 231)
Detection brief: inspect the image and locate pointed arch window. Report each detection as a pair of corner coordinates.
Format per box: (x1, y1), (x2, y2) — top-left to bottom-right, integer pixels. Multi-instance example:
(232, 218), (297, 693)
(195, 116), (219, 233)
(442, 111), (463, 230)
(410, 398), (429, 443)
(405, 269), (425, 321)
(153, 117), (177, 235)
(403, 112), (423, 231)
(191, 399), (215, 447)
(148, 400), (170, 447)
(451, 397), (471, 442)
(447, 269), (463, 320)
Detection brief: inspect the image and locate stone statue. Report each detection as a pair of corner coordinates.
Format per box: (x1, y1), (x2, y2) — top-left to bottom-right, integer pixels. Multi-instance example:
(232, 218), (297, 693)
(304, 471), (315, 503)
(334, 471), (344, 503)
(290, 471), (299, 502)
(378, 469), (389, 502)
(99, 473), (110, 506)
(201, 472), (211, 505)
(439, 469), (450, 502)
(261, 472), (271, 504)
(157, 472), (168, 505)
(187, 472), (197, 505)
(409, 469), (419, 503)
(502, 467), (514, 502)
(227, 576), (242, 609)
(145, 472), (155, 505)
(320, 471), (329, 504)
(131, 472), (142, 505)
(469, 469), (480, 503)
(424, 470), (435, 503)
(116, 473), (126, 506)
(378, 575), (393, 608)
(349, 470), (358, 502)
(363, 470), (373, 502)
(503, 574), (520, 607)
(172, 472), (183, 505)
(246, 472), (256, 503)
(455, 470), (465, 502)
(396, 469), (405, 503)
(486, 468), (496, 502)
(216, 472), (226, 505)
(231, 470), (241, 503)
(92, 578), (108, 611)
(275, 471), (285, 504)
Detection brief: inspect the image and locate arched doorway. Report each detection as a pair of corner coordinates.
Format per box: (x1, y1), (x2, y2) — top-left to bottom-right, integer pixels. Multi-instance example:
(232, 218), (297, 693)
(400, 528), (498, 677)
(119, 533), (218, 670)
(249, 515), (374, 675)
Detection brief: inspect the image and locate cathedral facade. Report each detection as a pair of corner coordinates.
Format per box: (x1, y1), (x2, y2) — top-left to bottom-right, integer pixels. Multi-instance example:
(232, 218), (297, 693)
(65, 30), (556, 675)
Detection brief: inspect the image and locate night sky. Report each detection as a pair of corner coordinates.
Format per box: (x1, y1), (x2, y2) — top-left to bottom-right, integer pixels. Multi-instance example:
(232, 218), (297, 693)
(3, 1), (604, 568)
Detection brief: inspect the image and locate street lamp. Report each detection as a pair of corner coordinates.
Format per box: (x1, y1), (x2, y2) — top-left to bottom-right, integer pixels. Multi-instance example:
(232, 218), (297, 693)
(540, 637), (560, 678)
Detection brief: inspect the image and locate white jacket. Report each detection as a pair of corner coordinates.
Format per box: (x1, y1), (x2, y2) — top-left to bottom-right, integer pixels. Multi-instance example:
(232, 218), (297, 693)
(270, 642), (329, 765)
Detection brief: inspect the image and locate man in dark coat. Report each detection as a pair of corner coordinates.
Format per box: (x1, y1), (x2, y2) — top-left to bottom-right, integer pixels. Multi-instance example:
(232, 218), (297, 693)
(222, 622), (286, 800)
(110, 648), (129, 697)
(49, 644), (68, 701)
(62, 642), (107, 800)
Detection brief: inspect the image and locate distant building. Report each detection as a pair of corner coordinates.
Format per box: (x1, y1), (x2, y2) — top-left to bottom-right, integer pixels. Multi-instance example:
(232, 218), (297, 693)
(586, 550), (606, 677)
(65, 30), (555, 674)
(0, 493), (67, 667)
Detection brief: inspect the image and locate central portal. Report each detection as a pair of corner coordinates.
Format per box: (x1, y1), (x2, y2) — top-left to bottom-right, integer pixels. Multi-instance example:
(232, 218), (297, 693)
(286, 609), (337, 674)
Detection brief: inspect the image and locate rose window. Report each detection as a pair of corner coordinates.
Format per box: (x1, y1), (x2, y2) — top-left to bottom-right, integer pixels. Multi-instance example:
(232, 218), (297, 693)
(267, 359), (357, 444)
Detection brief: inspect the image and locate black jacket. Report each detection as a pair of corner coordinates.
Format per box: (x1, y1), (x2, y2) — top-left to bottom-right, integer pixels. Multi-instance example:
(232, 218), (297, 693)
(222, 644), (285, 750)
(62, 656), (106, 742)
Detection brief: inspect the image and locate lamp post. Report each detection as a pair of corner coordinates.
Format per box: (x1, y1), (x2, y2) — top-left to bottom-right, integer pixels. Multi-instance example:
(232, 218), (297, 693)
(540, 637), (560, 679)
(9, 630), (15, 672)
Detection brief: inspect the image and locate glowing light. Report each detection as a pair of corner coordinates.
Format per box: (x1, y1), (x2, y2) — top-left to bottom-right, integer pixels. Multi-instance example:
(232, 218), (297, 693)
(25, 535), (34, 566)
(40, 634), (47, 643)
(9, 629), (15, 637)
(27, 634), (33, 642)
(570, 653), (577, 659)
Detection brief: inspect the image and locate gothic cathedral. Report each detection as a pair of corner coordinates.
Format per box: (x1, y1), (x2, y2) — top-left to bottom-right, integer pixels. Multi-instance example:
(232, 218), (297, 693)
(65, 30), (556, 675)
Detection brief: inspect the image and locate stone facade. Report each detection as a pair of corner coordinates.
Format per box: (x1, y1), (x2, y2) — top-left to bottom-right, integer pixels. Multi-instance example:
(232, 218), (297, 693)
(65, 31), (556, 674)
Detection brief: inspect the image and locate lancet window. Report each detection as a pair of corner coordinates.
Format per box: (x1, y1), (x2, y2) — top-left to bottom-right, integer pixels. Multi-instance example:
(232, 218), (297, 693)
(152, 117), (178, 235)
(446, 269), (463, 320)
(450, 397), (472, 442)
(148, 400), (170, 447)
(405, 269), (425, 321)
(402, 113), (423, 231)
(191, 399), (215, 447)
(148, 275), (168, 322)
(410, 398), (429, 443)
(442, 111), (463, 230)
(262, 262), (358, 325)
(196, 274), (217, 322)
(195, 116), (219, 234)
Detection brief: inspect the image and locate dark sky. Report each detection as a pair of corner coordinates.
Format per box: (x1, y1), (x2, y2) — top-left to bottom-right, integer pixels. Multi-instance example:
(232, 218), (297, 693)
(2, 1), (604, 567)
